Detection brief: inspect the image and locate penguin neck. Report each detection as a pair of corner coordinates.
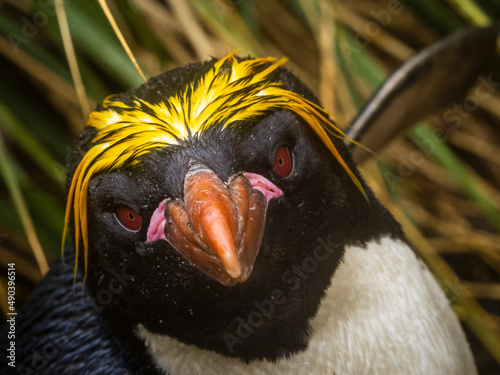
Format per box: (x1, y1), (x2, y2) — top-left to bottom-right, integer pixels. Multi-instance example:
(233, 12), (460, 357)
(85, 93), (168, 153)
(136, 236), (475, 374)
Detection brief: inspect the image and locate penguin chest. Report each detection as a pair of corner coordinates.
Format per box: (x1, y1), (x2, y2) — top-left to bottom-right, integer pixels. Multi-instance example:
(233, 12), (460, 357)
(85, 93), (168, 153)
(136, 237), (476, 375)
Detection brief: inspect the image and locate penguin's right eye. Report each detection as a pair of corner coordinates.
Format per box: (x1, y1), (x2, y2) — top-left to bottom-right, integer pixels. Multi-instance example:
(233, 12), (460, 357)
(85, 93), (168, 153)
(115, 205), (143, 232)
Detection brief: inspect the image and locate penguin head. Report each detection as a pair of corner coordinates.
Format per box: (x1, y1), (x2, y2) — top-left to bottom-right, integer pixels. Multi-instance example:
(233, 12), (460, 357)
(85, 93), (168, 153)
(66, 54), (401, 363)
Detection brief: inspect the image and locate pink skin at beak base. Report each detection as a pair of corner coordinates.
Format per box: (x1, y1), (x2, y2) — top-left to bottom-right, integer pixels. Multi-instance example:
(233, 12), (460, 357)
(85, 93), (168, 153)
(243, 172), (283, 206)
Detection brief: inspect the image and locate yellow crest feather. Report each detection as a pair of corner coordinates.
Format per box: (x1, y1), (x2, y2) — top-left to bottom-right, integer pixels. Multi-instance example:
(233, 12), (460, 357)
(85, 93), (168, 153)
(63, 52), (366, 281)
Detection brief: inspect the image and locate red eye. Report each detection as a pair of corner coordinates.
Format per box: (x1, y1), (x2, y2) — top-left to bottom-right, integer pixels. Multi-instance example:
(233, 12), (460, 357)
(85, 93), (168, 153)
(115, 205), (143, 231)
(273, 145), (293, 178)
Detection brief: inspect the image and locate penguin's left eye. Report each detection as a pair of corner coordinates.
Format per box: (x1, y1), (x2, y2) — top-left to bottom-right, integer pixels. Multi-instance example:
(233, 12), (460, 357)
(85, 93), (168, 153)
(115, 205), (143, 232)
(273, 145), (293, 178)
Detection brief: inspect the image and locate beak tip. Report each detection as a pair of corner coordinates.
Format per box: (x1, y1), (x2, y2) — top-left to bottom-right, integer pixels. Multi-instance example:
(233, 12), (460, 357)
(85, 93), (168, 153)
(227, 268), (242, 279)
(221, 253), (242, 279)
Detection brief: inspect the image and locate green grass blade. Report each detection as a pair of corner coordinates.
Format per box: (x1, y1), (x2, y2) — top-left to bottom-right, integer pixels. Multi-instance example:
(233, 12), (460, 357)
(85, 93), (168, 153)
(0, 130), (48, 274)
(0, 103), (63, 187)
(445, 0), (490, 25)
(412, 123), (500, 230)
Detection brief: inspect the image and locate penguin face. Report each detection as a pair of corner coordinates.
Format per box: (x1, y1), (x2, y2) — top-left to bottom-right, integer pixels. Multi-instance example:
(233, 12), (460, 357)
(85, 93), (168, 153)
(69, 56), (400, 363)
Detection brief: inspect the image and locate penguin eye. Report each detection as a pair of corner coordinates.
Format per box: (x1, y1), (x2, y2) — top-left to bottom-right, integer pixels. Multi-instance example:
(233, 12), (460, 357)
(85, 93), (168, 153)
(115, 205), (143, 231)
(273, 145), (293, 178)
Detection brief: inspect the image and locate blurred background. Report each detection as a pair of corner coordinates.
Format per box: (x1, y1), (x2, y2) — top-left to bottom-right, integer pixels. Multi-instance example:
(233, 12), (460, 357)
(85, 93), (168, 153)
(0, 0), (499, 372)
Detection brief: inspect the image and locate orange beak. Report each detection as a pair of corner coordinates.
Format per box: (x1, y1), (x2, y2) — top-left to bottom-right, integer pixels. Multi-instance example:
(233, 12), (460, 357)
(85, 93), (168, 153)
(164, 162), (267, 286)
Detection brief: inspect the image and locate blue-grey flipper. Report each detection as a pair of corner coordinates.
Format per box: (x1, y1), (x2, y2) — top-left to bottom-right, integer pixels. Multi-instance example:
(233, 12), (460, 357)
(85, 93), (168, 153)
(346, 25), (498, 163)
